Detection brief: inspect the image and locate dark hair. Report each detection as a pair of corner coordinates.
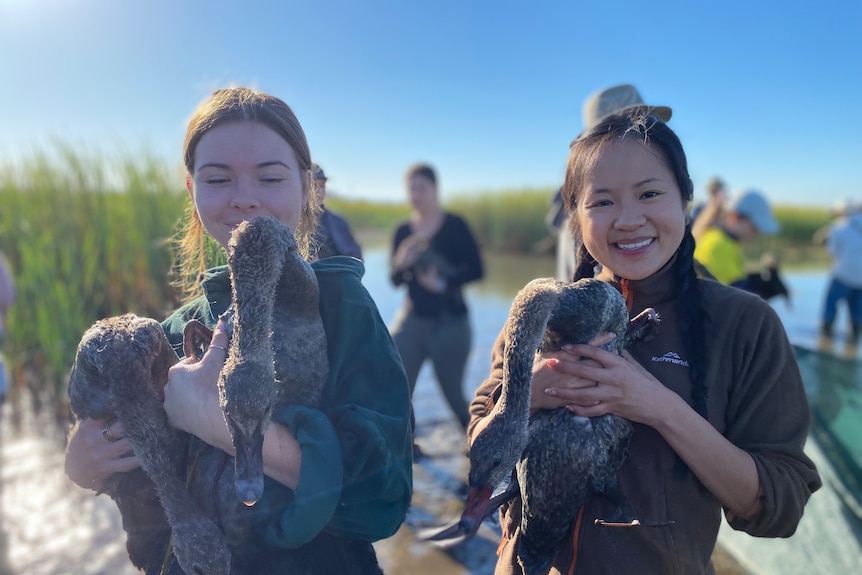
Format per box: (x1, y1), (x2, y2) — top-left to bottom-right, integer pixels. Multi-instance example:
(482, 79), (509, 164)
(562, 109), (709, 418)
(405, 163), (438, 186)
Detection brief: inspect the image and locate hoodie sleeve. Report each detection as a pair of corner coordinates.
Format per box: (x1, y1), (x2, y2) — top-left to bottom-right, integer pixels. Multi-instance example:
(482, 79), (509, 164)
(260, 257), (412, 544)
(723, 297), (822, 537)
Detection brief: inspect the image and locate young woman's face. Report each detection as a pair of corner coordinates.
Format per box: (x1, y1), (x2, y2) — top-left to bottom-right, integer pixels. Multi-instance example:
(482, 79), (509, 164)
(408, 174), (438, 214)
(576, 139), (686, 281)
(189, 121), (308, 249)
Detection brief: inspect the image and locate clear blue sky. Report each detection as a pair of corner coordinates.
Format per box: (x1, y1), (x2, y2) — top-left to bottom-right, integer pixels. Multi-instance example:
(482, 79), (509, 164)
(1, 0), (859, 207)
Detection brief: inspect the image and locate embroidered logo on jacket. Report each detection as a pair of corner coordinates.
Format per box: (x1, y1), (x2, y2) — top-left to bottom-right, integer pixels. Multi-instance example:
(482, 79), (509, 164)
(651, 351), (689, 367)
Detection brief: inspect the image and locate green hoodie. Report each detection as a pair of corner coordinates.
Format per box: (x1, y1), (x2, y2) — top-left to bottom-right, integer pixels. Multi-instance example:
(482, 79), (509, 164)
(161, 256), (412, 570)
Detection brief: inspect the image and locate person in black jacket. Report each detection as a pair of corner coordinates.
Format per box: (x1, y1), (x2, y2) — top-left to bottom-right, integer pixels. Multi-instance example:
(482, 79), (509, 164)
(389, 163), (483, 432)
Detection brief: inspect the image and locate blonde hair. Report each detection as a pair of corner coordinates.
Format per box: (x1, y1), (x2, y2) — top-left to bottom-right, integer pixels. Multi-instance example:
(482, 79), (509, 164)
(173, 87), (321, 301)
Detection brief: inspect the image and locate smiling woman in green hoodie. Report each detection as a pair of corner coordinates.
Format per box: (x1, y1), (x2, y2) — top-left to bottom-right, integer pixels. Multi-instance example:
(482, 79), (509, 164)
(64, 87), (412, 574)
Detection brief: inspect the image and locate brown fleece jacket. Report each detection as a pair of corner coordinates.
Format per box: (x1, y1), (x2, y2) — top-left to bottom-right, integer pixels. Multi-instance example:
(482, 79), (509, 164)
(468, 258), (821, 575)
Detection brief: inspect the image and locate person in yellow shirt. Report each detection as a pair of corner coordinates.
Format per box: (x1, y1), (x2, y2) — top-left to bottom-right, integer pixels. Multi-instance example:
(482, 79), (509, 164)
(694, 189), (781, 291)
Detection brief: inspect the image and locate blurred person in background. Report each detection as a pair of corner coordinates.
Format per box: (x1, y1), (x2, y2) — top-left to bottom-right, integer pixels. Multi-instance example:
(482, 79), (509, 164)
(694, 189), (789, 302)
(0, 252), (14, 315)
(389, 163), (483, 443)
(815, 198), (862, 358)
(691, 176), (728, 240)
(0, 251), (14, 404)
(310, 163), (363, 260)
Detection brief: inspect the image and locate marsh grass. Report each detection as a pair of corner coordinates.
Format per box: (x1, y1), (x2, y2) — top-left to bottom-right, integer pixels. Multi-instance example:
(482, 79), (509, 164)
(0, 147), (185, 425)
(743, 205), (833, 270)
(0, 149), (836, 423)
(326, 197), (410, 231)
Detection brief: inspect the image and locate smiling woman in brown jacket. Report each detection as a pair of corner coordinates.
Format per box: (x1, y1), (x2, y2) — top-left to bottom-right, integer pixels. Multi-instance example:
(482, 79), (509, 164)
(468, 109), (821, 575)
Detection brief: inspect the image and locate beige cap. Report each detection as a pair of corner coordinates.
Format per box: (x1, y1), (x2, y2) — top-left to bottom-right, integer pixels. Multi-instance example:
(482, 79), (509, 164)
(582, 84), (672, 131)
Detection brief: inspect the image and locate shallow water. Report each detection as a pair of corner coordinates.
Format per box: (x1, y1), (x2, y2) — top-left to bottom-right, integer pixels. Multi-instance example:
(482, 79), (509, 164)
(0, 249), (857, 574)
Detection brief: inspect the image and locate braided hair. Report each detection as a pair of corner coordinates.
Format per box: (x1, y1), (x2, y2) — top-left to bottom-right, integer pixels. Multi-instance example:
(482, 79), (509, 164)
(564, 110), (709, 418)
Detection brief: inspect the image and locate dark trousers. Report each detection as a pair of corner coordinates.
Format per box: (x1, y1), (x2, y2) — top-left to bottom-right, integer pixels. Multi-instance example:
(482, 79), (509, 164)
(390, 308), (472, 430)
(821, 277), (862, 343)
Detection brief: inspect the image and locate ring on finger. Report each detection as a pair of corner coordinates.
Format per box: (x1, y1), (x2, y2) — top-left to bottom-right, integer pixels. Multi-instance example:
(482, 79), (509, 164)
(102, 426), (117, 443)
(209, 344), (228, 353)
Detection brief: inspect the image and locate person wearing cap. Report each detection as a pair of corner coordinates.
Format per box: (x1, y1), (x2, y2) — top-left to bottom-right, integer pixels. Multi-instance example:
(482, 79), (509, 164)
(694, 189), (781, 292)
(310, 163), (363, 260)
(816, 198), (862, 357)
(549, 84), (672, 281)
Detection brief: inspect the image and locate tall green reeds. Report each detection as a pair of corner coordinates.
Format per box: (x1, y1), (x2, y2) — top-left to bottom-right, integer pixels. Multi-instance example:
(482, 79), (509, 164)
(326, 197), (410, 231)
(448, 188), (556, 252)
(744, 205), (832, 269)
(0, 146), (185, 422)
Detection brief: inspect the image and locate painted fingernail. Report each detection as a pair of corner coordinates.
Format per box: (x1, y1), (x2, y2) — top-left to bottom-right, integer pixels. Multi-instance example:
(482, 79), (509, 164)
(545, 388), (557, 396)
